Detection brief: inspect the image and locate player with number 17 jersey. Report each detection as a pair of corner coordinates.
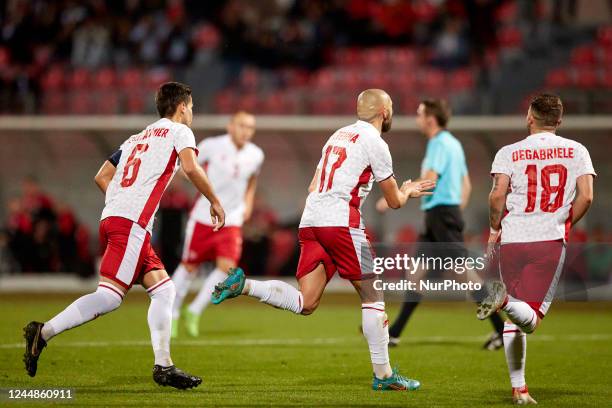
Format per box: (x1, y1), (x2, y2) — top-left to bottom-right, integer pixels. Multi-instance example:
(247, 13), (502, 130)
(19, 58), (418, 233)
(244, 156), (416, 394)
(298, 119), (394, 281)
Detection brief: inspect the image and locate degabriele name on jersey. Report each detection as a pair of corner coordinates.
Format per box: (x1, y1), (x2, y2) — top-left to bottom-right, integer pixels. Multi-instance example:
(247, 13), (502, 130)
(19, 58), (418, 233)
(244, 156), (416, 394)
(511, 147), (574, 162)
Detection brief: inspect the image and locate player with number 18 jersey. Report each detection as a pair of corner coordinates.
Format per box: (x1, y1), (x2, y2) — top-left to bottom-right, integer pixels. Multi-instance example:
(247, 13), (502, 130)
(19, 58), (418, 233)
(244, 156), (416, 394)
(480, 94), (595, 405)
(490, 131), (595, 316)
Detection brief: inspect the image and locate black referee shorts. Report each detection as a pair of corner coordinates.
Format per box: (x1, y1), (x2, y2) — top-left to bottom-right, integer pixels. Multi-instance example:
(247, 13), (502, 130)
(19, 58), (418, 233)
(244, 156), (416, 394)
(416, 205), (467, 275)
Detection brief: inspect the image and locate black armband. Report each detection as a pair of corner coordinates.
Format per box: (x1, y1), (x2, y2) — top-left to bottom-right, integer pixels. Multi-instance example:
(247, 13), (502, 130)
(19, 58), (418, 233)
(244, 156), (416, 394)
(108, 149), (122, 167)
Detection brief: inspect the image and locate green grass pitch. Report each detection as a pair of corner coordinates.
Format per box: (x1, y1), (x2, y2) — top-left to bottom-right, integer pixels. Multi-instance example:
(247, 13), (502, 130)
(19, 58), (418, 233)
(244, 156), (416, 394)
(1, 293), (610, 407)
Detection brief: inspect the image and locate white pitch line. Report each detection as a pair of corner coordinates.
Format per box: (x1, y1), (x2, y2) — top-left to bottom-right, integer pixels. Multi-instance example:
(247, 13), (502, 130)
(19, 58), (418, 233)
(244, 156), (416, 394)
(2, 334), (611, 350)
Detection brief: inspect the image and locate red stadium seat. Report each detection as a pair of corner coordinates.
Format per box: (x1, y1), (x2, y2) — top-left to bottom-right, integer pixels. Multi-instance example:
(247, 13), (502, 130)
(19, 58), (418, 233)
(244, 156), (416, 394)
(214, 89), (237, 114)
(412, 1), (439, 23)
(0, 46), (10, 67)
(239, 67), (260, 91)
(69, 90), (93, 114)
(309, 95), (339, 115)
(599, 69), (612, 88)
(395, 225), (418, 244)
(92, 68), (116, 89)
(573, 68), (598, 89)
(41, 91), (66, 114)
(118, 68), (143, 88)
(146, 68), (170, 90)
(335, 68), (361, 93)
(94, 90), (120, 114)
(393, 73), (417, 92)
(419, 70), (446, 95)
(260, 91), (289, 114)
(125, 91), (146, 114)
(359, 69), (392, 90)
(399, 94), (420, 115)
(333, 47), (362, 65)
(235, 93), (258, 112)
(312, 68), (336, 92)
(192, 23), (220, 50)
(280, 68), (309, 88)
(388, 47), (418, 68)
(337, 93), (358, 115)
(362, 48), (389, 67)
(570, 46), (597, 66)
(448, 69), (475, 91)
(545, 69), (571, 88)
(497, 27), (522, 50)
(495, 1), (518, 24)
(40, 66), (65, 91)
(68, 68), (90, 89)
(600, 47), (612, 66)
(597, 26), (612, 47)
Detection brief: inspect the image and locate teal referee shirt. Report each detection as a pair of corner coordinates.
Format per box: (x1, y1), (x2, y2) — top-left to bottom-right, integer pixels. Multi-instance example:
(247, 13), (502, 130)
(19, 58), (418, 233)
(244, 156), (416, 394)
(420, 130), (468, 211)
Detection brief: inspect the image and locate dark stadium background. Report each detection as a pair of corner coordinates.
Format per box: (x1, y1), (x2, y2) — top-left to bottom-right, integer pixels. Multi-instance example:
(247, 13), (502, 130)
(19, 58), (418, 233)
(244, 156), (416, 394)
(0, 0), (610, 282)
(0, 2), (610, 407)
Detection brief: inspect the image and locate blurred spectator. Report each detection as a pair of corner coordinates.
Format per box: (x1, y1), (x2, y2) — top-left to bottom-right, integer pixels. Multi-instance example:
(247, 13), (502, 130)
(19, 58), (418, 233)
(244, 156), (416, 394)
(2, 176), (93, 274)
(71, 16), (111, 67)
(430, 16), (470, 69)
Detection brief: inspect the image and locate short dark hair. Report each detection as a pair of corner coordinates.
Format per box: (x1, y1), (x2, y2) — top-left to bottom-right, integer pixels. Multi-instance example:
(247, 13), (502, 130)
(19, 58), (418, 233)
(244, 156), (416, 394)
(421, 98), (451, 127)
(155, 82), (192, 118)
(529, 94), (563, 127)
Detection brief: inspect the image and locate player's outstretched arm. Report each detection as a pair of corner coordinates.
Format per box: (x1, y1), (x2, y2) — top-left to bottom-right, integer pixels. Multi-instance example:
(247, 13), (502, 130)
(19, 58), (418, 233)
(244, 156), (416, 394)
(379, 177), (435, 209)
(94, 160), (117, 194)
(179, 147), (225, 230)
(571, 174), (594, 225)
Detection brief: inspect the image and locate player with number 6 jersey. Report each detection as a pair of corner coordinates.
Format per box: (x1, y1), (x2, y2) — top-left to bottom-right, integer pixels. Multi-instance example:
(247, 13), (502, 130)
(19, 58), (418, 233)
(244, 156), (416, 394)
(23, 82), (225, 390)
(210, 89), (436, 391)
(478, 94), (595, 405)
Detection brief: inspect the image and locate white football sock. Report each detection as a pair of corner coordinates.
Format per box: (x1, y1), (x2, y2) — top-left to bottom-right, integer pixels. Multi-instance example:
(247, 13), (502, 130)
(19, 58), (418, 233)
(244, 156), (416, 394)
(171, 264), (196, 319)
(41, 283), (123, 341)
(502, 296), (538, 333)
(503, 322), (527, 388)
(147, 278), (175, 367)
(362, 302), (392, 379)
(246, 279), (303, 314)
(188, 268), (227, 315)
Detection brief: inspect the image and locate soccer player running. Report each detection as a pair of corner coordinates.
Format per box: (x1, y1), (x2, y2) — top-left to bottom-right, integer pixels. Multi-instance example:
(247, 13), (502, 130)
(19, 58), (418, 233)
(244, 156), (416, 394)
(212, 89), (435, 391)
(478, 94), (595, 404)
(171, 111), (263, 338)
(378, 99), (505, 350)
(23, 82), (225, 389)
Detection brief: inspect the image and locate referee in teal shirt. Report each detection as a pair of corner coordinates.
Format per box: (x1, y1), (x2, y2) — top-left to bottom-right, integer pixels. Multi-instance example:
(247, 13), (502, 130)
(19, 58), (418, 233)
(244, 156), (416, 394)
(383, 99), (504, 350)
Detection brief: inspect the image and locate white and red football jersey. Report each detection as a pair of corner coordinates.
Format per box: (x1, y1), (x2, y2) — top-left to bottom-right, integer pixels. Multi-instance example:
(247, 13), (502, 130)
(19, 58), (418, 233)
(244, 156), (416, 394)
(101, 118), (198, 232)
(491, 132), (595, 243)
(190, 134), (264, 227)
(300, 120), (394, 229)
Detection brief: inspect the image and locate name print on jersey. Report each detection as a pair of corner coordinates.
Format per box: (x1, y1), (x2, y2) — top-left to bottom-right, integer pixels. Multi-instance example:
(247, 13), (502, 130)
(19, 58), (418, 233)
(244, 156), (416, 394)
(512, 147), (574, 162)
(129, 127), (170, 143)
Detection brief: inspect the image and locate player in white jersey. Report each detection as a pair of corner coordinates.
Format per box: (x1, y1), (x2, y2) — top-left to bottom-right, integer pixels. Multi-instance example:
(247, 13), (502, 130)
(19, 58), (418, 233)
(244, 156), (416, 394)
(23, 82), (225, 390)
(211, 89), (436, 391)
(171, 111), (264, 337)
(477, 94), (595, 404)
